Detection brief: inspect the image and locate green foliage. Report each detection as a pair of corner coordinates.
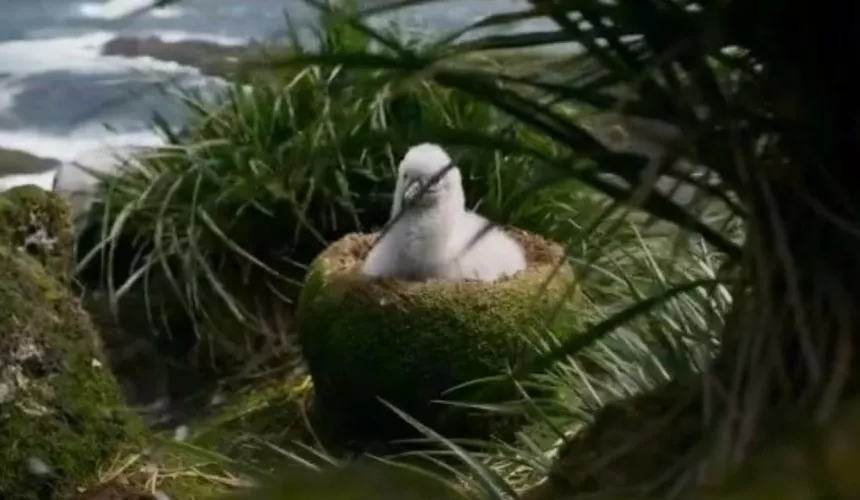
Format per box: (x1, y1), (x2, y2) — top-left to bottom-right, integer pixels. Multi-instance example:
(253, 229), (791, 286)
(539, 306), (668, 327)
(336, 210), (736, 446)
(253, 2), (753, 497)
(88, 2), (740, 498)
(189, 375), (316, 468)
(277, 0), (749, 260)
(86, 5), (587, 369)
(86, 0), (859, 499)
(432, 221), (728, 498)
(80, 1), (752, 499)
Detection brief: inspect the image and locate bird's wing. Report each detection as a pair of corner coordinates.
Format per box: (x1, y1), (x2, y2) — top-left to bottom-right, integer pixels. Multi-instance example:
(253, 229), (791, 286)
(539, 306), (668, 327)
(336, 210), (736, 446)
(361, 235), (396, 277)
(448, 212), (527, 280)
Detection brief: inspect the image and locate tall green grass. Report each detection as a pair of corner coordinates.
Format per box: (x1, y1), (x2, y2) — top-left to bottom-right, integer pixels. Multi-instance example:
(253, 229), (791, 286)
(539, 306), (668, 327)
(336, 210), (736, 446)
(384, 216), (729, 498)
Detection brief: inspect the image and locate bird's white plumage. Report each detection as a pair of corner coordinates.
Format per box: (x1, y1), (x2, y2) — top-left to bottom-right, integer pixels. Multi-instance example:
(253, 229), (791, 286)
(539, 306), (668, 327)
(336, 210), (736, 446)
(362, 143), (526, 282)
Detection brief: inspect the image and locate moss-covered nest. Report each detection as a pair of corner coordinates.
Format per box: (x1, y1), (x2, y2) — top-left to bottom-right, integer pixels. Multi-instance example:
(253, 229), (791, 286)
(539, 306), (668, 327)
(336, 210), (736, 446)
(0, 245), (143, 498)
(297, 229), (575, 449)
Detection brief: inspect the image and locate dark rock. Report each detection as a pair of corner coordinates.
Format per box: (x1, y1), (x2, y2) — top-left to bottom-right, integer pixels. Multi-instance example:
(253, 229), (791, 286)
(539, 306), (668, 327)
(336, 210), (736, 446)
(0, 147), (59, 176)
(101, 36), (266, 79)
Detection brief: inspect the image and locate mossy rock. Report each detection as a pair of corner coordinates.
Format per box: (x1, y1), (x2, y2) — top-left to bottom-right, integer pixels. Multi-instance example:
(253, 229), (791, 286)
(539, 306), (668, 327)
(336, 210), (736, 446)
(296, 229), (575, 449)
(520, 378), (702, 500)
(0, 246), (143, 498)
(0, 185), (75, 281)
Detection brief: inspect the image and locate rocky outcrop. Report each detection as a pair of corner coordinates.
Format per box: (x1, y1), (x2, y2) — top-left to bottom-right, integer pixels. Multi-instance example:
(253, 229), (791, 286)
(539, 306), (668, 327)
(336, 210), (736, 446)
(101, 36), (267, 79)
(0, 186), (143, 499)
(0, 147), (60, 176)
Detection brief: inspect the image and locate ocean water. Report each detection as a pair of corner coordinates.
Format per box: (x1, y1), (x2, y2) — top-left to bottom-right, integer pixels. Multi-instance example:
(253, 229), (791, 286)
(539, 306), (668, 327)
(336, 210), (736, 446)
(0, 0), (537, 191)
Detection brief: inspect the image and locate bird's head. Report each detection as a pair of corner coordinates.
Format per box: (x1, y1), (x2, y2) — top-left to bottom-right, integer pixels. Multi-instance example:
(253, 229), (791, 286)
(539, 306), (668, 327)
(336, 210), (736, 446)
(391, 143), (465, 218)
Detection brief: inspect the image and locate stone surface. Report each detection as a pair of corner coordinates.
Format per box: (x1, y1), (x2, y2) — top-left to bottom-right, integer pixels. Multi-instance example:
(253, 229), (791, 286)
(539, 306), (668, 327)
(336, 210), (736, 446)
(0, 147), (60, 176)
(101, 36), (265, 79)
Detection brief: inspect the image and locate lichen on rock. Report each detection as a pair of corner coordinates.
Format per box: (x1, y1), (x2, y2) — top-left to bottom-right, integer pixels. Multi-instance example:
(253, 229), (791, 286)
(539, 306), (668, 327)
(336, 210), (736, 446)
(0, 245), (142, 498)
(296, 229), (576, 449)
(0, 185), (75, 281)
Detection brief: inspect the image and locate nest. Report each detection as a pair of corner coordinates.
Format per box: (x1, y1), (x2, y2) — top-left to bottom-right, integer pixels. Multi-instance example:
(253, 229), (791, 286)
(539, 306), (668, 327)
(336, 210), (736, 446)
(295, 227), (575, 449)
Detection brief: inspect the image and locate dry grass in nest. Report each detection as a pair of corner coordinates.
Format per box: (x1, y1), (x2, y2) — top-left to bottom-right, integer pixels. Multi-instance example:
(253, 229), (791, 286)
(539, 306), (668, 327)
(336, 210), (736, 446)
(326, 227), (564, 273)
(309, 227), (572, 312)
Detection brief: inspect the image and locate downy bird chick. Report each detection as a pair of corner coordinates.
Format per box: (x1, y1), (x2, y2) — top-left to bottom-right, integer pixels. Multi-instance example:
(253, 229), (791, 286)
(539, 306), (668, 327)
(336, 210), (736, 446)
(362, 143), (526, 282)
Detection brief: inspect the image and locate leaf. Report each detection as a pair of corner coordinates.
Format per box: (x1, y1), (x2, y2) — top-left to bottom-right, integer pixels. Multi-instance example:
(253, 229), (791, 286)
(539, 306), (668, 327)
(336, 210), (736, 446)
(380, 400), (519, 500)
(515, 278), (720, 376)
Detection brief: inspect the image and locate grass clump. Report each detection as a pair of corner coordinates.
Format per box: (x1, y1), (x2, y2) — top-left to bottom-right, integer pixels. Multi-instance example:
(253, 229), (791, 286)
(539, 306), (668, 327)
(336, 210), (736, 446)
(188, 374), (317, 469)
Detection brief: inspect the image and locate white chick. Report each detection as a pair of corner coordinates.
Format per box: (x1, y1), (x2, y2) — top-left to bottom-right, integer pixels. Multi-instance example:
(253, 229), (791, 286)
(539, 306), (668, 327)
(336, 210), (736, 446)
(362, 143), (526, 282)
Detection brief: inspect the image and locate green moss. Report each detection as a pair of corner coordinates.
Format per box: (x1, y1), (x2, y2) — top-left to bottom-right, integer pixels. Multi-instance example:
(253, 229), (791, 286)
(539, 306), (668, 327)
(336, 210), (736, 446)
(71, 375), (315, 499)
(296, 230), (576, 449)
(190, 374), (315, 468)
(151, 454), (236, 499)
(225, 462), (466, 500)
(0, 246), (143, 498)
(0, 186), (75, 281)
